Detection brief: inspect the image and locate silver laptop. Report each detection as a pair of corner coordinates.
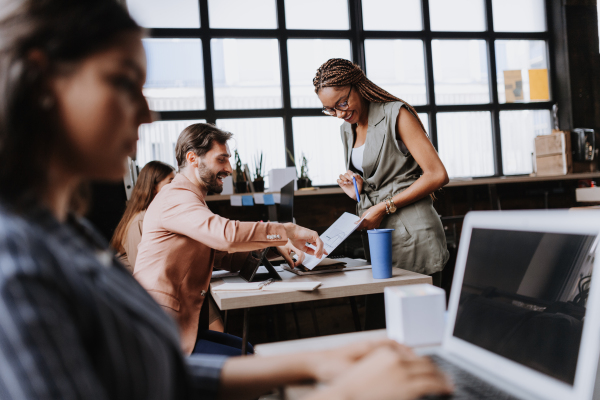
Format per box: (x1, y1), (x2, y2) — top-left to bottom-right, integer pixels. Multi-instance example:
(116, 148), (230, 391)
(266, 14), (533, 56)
(422, 210), (600, 400)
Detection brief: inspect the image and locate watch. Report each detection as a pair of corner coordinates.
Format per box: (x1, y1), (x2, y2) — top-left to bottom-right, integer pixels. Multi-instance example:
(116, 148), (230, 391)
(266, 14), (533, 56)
(384, 198), (397, 214)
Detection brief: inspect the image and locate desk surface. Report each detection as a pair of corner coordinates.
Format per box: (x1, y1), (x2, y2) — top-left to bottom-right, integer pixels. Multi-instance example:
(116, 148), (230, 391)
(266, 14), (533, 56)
(255, 329), (388, 357)
(210, 268), (431, 311)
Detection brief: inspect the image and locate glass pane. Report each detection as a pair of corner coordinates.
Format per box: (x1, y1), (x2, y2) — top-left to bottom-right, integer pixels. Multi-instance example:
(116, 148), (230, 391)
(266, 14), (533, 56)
(500, 110), (552, 175)
(362, 0), (422, 31)
(432, 40), (490, 105)
(430, 0), (485, 32)
(216, 118), (286, 188)
(492, 0), (546, 32)
(288, 40), (351, 108)
(208, 0), (277, 29)
(292, 117), (345, 185)
(137, 120), (206, 168)
(211, 39), (282, 109)
(127, 0), (200, 28)
(285, 0), (349, 30)
(495, 40), (550, 103)
(365, 40), (427, 106)
(143, 39), (205, 111)
(437, 112), (494, 178)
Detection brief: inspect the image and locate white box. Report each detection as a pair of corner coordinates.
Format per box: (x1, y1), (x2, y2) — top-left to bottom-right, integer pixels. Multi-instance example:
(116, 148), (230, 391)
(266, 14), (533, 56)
(221, 176), (234, 195)
(384, 284), (445, 347)
(576, 187), (600, 202)
(267, 167), (297, 192)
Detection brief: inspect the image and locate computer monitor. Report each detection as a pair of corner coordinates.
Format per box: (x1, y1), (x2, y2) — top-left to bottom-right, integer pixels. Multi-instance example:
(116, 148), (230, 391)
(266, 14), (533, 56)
(279, 180), (294, 223)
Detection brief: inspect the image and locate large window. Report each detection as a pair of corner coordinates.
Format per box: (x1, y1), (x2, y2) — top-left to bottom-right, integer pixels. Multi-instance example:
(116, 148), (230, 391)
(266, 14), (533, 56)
(129, 0), (555, 182)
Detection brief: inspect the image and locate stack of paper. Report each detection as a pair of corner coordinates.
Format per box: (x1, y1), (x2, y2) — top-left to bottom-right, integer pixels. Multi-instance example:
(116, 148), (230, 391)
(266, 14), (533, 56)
(212, 281), (321, 292)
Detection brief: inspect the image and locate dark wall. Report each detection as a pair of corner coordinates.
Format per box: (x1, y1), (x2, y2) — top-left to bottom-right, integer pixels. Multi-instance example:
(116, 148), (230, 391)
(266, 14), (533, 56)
(86, 182), (127, 243)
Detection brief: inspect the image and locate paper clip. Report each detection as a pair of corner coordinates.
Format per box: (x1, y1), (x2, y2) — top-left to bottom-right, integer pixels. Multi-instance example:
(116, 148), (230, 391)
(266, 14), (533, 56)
(258, 278), (274, 289)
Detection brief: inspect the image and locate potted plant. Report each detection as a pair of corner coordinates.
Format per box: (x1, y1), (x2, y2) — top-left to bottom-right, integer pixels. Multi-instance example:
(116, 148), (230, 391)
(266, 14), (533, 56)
(234, 150), (247, 193)
(297, 153), (312, 188)
(253, 152), (265, 192)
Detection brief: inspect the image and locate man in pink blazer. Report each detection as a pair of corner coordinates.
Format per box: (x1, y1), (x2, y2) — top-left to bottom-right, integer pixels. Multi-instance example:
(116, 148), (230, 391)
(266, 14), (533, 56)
(134, 123), (324, 355)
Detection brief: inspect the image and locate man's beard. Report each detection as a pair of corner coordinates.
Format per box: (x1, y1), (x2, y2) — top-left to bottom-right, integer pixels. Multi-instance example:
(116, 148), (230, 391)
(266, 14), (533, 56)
(197, 161), (228, 194)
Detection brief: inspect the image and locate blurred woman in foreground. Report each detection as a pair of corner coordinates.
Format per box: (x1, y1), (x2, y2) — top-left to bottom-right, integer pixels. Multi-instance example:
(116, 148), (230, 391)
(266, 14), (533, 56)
(0, 0), (452, 399)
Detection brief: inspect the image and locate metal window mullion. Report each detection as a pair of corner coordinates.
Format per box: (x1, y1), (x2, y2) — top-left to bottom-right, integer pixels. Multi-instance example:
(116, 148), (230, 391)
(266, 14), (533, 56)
(349, 0), (365, 69)
(421, 0), (438, 149)
(198, 0), (216, 124)
(485, 0), (503, 177)
(276, 0), (295, 167)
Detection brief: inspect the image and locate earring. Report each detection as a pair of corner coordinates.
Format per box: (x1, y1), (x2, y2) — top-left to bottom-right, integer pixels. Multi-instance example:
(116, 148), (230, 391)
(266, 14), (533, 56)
(40, 94), (55, 110)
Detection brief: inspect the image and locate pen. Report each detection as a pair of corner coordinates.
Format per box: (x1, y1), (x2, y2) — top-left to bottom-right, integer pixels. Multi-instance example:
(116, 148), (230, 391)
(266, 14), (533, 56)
(352, 176), (360, 203)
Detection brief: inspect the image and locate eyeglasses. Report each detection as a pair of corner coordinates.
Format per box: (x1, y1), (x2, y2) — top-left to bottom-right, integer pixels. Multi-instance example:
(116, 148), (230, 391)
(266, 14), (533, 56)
(322, 86), (352, 116)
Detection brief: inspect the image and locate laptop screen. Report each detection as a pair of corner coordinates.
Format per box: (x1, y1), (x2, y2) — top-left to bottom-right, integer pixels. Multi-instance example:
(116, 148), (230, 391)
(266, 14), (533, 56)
(453, 228), (597, 385)
(279, 180), (294, 223)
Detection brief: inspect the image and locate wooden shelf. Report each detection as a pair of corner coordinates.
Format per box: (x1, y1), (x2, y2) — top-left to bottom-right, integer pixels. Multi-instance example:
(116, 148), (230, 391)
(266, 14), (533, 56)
(204, 172), (600, 202)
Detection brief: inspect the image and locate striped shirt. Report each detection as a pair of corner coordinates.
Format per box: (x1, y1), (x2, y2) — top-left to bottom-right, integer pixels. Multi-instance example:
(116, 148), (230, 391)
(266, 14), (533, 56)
(0, 202), (226, 399)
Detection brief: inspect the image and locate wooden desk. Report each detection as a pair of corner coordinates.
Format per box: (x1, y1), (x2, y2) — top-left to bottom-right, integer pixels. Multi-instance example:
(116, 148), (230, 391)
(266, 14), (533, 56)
(210, 268), (431, 354)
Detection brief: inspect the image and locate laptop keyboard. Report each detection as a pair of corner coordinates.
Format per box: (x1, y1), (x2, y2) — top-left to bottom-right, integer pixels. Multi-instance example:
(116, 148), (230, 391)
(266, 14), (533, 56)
(420, 355), (520, 400)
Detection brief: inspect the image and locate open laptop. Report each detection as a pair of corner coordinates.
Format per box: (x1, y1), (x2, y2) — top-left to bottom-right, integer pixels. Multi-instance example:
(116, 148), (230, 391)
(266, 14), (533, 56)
(422, 210), (600, 400)
(279, 179), (294, 223)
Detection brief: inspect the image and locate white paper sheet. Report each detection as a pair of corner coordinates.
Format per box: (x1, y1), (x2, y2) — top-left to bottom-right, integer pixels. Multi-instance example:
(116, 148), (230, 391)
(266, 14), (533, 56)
(301, 212), (363, 270)
(230, 195), (243, 206)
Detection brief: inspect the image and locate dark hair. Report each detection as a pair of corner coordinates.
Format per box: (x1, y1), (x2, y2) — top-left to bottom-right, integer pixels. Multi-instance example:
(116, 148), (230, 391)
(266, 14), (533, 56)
(175, 123), (233, 169)
(313, 58), (426, 134)
(0, 0), (140, 208)
(110, 161), (175, 254)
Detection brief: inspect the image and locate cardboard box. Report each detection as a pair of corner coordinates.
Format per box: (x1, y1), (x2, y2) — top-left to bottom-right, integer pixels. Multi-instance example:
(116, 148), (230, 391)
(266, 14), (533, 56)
(576, 187), (600, 203)
(534, 130), (572, 176)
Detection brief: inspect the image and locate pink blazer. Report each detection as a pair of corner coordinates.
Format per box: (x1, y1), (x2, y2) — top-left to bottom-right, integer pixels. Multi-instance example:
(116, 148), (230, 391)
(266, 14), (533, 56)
(134, 174), (287, 354)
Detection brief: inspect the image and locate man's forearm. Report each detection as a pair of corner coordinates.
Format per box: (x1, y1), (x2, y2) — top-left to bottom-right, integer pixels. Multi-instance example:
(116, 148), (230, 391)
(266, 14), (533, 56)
(217, 354), (316, 400)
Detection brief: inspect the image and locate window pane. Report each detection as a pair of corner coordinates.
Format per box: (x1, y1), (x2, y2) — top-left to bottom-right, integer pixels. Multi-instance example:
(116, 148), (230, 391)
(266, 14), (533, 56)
(208, 0), (277, 29)
(211, 39), (282, 109)
(127, 0), (200, 28)
(285, 0), (349, 30)
(430, 0), (485, 32)
(216, 118), (286, 188)
(437, 112), (494, 178)
(137, 120), (206, 168)
(432, 40), (490, 105)
(495, 40), (549, 103)
(362, 0), (422, 31)
(288, 40), (351, 108)
(143, 39), (205, 111)
(492, 0), (546, 32)
(500, 110), (551, 175)
(293, 117), (345, 186)
(365, 40), (427, 106)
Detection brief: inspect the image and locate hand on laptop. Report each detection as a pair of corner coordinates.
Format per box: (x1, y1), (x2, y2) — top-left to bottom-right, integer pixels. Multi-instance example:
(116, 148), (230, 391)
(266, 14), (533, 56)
(306, 343), (453, 400)
(276, 240), (305, 268)
(283, 223), (326, 259)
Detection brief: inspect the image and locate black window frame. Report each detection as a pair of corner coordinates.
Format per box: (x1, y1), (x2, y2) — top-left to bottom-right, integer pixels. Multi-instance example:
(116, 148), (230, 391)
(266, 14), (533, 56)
(144, 0), (559, 181)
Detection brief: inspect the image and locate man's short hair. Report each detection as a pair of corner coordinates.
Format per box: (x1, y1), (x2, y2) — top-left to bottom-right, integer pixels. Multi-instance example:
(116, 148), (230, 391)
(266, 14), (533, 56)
(175, 123), (233, 169)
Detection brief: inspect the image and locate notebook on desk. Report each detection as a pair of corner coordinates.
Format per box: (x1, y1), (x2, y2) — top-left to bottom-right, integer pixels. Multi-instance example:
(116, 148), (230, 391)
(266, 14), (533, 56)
(419, 210), (600, 400)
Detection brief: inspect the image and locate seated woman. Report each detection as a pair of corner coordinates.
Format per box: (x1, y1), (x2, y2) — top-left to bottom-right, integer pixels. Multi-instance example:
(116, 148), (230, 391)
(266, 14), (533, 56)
(0, 0), (452, 399)
(111, 160), (175, 273)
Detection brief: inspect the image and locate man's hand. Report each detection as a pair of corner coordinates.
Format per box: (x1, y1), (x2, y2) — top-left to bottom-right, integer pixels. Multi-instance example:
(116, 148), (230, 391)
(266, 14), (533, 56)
(337, 170), (363, 201)
(276, 240), (305, 268)
(306, 345), (453, 400)
(283, 223), (325, 259)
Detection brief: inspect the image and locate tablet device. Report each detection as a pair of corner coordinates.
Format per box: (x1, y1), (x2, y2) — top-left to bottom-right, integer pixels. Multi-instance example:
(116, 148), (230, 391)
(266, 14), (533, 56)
(238, 247), (283, 282)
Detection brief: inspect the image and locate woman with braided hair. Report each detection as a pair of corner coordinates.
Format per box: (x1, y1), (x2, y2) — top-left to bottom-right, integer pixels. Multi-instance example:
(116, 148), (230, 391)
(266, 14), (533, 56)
(314, 58), (449, 286)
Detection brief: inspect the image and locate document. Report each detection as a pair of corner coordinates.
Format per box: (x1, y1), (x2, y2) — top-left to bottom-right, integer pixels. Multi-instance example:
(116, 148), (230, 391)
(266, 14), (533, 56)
(301, 212), (364, 270)
(212, 281), (321, 292)
(504, 70), (523, 103)
(529, 68), (549, 101)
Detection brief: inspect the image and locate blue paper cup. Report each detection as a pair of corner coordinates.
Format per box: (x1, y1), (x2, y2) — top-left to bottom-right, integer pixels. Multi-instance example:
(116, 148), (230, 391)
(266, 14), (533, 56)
(367, 229), (395, 279)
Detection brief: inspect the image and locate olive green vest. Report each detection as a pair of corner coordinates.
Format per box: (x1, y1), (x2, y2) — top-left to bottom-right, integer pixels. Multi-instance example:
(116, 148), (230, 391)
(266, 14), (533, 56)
(340, 101), (449, 274)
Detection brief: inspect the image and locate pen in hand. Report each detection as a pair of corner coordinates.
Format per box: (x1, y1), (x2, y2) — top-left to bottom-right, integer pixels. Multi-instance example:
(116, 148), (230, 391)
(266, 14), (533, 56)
(352, 176), (361, 203)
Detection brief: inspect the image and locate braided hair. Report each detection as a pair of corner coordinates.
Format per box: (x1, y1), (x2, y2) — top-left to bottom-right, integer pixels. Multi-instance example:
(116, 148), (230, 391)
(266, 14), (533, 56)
(313, 58), (426, 133)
